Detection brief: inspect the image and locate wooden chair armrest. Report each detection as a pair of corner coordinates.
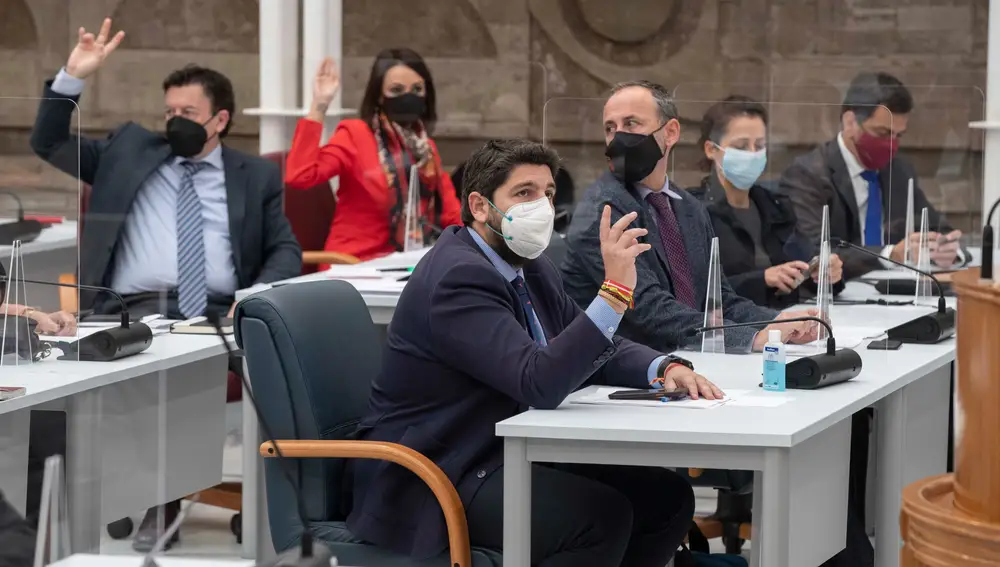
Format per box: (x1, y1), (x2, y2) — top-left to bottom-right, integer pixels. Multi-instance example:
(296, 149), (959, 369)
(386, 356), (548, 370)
(301, 251), (360, 265)
(261, 440), (471, 567)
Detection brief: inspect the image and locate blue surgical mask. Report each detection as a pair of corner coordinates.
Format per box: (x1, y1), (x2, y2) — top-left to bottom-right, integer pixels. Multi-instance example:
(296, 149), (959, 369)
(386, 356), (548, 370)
(715, 144), (767, 191)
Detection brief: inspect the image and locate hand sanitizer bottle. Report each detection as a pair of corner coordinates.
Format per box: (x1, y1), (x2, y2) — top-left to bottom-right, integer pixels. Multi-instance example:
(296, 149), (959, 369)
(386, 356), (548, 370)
(762, 329), (786, 392)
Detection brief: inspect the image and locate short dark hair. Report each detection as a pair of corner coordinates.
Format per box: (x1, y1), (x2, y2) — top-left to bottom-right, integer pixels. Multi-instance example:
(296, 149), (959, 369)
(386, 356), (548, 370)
(360, 47), (437, 132)
(696, 95), (768, 172)
(610, 80), (678, 123)
(459, 139), (561, 225)
(162, 65), (236, 137)
(841, 72), (913, 123)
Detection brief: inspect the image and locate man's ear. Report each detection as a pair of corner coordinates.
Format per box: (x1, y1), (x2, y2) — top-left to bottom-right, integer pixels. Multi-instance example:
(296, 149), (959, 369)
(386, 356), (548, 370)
(468, 192), (489, 223)
(664, 118), (681, 147)
(214, 110), (230, 136)
(841, 110), (858, 133)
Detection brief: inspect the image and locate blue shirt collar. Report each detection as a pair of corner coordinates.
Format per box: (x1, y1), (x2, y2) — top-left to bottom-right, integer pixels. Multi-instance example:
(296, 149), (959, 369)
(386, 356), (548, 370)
(468, 227), (523, 282)
(173, 144), (224, 169)
(636, 176), (682, 201)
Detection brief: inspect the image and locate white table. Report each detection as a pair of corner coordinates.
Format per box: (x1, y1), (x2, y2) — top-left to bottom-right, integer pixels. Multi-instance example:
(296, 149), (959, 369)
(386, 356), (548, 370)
(1, 220), (79, 312)
(0, 330), (230, 553)
(498, 302), (954, 567)
(236, 253), (954, 563)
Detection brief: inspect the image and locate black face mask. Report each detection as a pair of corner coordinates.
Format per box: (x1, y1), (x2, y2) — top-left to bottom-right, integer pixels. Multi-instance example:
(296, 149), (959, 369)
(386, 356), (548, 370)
(165, 116), (213, 158)
(382, 93), (426, 124)
(605, 124), (667, 185)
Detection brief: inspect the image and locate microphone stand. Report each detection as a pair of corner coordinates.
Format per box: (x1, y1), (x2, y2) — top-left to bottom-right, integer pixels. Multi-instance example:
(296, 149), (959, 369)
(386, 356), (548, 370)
(981, 196), (1000, 280)
(0, 191), (42, 245)
(690, 316), (864, 389)
(0, 275), (153, 360)
(832, 239), (956, 344)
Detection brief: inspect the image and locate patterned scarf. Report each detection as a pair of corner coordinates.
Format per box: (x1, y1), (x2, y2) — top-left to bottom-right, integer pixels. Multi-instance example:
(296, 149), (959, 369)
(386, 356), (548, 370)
(372, 113), (442, 251)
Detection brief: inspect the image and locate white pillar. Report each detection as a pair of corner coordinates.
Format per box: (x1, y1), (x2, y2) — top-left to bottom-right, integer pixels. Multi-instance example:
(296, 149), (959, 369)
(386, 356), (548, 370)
(301, 0), (343, 113)
(981, 0), (1000, 225)
(257, 0), (299, 155)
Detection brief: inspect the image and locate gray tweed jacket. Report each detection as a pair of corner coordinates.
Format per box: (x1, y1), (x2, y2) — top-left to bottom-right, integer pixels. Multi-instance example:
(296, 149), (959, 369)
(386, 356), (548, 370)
(560, 171), (778, 353)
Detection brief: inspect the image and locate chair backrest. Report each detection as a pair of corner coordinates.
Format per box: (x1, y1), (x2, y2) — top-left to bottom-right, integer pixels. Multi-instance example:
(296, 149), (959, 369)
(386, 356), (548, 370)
(263, 152), (337, 275)
(234, 280), (381, 549)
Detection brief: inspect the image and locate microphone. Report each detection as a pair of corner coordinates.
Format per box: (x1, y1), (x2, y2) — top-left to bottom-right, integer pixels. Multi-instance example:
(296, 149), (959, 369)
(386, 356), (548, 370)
(981, 196), (1000, 280)
(832, 238), (955, 344)
(689, 316), (863, 390)
(0, 276), (152, 361)
(0, 192), (42, 246)
(204, 311), (334, 567)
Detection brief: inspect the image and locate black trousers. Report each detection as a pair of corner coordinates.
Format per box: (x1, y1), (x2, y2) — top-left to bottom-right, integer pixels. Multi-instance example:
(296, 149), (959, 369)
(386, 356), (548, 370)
(465, 463), (695, 567)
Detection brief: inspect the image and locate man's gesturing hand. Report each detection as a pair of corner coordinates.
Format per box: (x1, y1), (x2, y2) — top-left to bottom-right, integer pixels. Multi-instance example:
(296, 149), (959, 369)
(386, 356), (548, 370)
(66, 18), (125, 79)
(599, 206), (650, 291)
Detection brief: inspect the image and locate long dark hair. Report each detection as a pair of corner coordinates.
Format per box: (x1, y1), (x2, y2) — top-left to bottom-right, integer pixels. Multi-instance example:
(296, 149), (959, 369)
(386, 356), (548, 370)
(359, 47), (437, 133)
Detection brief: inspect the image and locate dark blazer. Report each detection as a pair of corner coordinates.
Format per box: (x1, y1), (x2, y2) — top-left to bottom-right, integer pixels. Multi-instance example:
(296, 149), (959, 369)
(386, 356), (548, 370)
(30, 80), (302, 309)
(688, 172), (845, 309)
(0, 489), (35, 567)
(561, 172), (778, 353)
(778, 138), (956, 280)
(347, 226), (667, 559)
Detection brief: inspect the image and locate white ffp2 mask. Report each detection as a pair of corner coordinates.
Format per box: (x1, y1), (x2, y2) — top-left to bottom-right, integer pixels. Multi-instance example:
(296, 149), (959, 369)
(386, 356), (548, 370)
(486, 197), (554, 260)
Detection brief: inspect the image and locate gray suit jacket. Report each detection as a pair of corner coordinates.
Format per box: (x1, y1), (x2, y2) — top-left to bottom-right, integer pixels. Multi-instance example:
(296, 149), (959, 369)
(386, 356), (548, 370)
(30, 80), (302, 309)
(561, 171), (778, 352)
(778, 139), (958, 281)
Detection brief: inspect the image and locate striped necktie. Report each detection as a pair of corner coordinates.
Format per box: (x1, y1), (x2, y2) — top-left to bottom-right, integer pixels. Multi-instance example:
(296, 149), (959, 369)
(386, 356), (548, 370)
(177, 161), (208, 318)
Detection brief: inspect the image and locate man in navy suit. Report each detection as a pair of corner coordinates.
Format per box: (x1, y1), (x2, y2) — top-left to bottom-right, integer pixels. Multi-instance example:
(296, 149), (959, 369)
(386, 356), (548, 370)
(347, 139), (722, 566)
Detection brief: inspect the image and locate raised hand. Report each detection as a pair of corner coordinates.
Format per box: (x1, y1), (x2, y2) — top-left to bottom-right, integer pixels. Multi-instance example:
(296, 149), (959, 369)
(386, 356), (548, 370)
(312, 57), (341, 108)
(66, 18), (125, 79)
(599, 206), (650, 291)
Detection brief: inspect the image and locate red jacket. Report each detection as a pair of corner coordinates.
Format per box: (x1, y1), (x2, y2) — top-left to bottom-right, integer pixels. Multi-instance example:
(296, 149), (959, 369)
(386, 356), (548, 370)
(284, 118), (462, 261)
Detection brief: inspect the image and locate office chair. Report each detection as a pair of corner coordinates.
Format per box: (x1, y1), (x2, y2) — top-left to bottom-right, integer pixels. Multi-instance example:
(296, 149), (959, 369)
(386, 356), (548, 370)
(234, 280), (500, 566)
(262, 152), (358, 273)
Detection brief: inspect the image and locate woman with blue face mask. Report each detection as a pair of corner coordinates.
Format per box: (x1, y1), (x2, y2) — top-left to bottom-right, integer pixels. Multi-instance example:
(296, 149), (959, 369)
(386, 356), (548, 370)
(688, 96), (844, 309)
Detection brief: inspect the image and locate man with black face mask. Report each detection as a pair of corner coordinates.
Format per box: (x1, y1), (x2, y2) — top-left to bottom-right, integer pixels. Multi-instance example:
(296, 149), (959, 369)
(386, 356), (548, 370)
(28, 18), (301, 551)
(562, 80), (819, 354)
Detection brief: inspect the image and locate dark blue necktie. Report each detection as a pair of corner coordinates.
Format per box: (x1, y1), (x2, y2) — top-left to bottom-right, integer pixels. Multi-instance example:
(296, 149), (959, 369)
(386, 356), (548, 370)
(512, 276), (545, 345)
(860, 170), (883, 247)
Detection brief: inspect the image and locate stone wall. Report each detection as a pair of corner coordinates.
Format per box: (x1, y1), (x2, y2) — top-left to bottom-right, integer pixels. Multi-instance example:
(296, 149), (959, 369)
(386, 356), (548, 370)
(0, 0), (987, 233)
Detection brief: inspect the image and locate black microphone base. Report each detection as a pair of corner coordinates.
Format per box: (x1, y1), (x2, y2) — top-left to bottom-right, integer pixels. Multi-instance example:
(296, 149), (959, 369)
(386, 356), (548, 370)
(256, 541), (335, 567)
(56, 323), (153, 361)
(886, 307), (956, 344)
(0, 219), (41, 245)
(786, 348), (863, 389)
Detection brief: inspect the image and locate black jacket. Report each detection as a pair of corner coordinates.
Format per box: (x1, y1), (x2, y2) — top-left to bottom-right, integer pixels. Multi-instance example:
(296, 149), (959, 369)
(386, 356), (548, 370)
(688, 172), (844, 310)
(0, 490), (35, 567)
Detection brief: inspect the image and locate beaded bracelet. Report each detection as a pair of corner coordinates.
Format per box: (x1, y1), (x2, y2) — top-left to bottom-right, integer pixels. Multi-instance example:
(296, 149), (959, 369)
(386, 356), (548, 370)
(600, 281), (634, 309)
(598, 290), (627, 313)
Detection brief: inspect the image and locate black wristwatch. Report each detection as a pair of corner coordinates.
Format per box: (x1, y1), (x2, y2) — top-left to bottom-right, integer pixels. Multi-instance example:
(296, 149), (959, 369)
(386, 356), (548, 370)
(656, 355), (694, 378)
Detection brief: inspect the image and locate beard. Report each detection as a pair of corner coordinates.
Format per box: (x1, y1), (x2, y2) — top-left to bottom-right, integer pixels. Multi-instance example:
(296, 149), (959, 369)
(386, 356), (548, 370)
(485, 209), (527, 268)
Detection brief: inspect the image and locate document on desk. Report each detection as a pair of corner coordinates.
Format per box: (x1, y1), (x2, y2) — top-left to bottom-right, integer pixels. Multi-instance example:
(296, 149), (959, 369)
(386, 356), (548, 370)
(784, 326), (882, 357)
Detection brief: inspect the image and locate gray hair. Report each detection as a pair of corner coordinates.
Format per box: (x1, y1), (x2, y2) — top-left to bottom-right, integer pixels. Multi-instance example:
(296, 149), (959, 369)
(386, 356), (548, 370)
(610, 80), (678, 123)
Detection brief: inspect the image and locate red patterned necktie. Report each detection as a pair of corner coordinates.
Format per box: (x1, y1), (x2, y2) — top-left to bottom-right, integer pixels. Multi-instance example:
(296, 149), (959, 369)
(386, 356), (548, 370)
(645, 192), (698, 308)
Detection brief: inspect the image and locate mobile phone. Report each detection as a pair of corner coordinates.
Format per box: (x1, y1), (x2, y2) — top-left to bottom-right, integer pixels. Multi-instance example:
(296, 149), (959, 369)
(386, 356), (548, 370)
(777, 257), (820, 296)
(867, 338), (903, 351)
(0, 386), (26, 401)
(608, 388), (688, 401)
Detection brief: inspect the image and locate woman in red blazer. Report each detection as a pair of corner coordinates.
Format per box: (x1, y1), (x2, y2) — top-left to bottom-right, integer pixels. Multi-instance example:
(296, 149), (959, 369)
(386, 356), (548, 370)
(284, 48), (462, 263)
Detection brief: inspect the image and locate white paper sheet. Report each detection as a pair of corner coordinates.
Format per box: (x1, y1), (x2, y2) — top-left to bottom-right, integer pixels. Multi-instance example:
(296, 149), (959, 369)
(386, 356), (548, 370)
(784, 327), (883, 357)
